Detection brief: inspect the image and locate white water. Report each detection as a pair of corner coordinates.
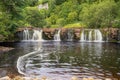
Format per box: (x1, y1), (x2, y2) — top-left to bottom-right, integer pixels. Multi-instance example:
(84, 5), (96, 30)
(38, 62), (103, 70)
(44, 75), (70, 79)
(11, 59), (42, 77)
(23, 29), (30, 40)
(22, 29), (103, 42)
(80, 30), (86, 41)
(88, 30), (92, 41)
(94, 29), (103, 42)
(32, 30), (43, 41)
(22, 29), (44, 41)
(17, 50), (42, 75)
(80, 29), (103, 42)
(54, 30), (61, 41)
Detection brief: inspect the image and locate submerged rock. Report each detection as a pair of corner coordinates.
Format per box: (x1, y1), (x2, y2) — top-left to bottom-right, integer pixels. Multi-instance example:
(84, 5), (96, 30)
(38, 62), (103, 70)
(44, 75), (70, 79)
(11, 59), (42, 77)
(0, 46), (14, 53)
(82, 77), (95, 80)
(71, 76), (79, 80)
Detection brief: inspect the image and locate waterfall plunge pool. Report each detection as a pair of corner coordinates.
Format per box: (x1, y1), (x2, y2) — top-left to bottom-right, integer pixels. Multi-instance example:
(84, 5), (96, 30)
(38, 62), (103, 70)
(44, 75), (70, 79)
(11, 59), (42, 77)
(0, 41), (120, 80)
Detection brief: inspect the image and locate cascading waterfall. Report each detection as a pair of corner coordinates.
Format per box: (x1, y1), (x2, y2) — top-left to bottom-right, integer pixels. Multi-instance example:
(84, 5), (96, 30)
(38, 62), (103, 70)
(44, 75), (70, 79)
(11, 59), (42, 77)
(80, 30), (86, 41)
(32, 30), (43, 41)
(80, 29), (103, 42)
(88, 30), (92, 41)
(22, 28), (103, 42)
(23, 29), (30, 40)
(54, 29), (61, 41)
(22, 29), (43, 41)
(94, 29), (103, 42)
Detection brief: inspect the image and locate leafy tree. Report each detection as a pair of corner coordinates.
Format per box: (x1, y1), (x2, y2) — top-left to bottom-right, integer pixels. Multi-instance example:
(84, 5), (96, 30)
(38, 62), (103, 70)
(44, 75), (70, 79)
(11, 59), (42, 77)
(0, 0), (120, 41)
(67, 11), (78, 23)
(80, 0), (117, 28)
(25, 7), (46, 27)
(56, 18), (66, 27)
(46, 13), (58, 25)
(48, 0), (56, 15)
(55, 0), (67, 5)
(0, 0), (39, 40)
(113, 0), (120, 27)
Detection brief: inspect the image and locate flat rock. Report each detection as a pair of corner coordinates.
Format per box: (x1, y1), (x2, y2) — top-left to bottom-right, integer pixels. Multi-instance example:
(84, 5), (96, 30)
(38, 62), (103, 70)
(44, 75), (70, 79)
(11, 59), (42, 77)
(0, 76), (11, 80)
(0, 46), (14, 53)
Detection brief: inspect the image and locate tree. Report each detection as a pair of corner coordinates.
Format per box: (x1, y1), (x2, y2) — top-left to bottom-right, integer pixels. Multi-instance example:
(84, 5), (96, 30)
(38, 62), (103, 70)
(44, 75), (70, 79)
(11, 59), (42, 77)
(25, 7), (46, 27)
(67, 11), (78, 23)
(80, 0), (117, 28)
(56, 18), (66, 27)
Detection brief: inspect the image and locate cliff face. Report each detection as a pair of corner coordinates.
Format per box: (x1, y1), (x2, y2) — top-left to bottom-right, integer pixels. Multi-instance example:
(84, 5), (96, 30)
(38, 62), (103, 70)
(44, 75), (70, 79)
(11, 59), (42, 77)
(16, 27), (120, 42)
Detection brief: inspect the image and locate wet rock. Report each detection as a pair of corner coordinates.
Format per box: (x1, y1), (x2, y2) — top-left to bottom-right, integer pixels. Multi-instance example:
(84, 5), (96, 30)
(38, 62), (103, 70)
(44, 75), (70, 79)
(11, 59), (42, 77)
(41, 76), (47, 80)
(0, 46), (14, 53)
(95, 79), (102, 80)
(83, 78), (88, 80)
(82, 77), (95, 80)
(105, 78), (112, 80)
(0, 76), (11, 80)
(71, 76), (79, 80)
(13, 76), (24, 80)
(0, 69), (7, 77)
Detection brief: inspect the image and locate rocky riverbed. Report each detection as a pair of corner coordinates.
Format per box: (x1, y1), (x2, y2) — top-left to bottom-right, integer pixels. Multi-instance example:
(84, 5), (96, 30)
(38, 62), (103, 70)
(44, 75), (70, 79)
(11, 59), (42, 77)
(0, 76), (113, 80)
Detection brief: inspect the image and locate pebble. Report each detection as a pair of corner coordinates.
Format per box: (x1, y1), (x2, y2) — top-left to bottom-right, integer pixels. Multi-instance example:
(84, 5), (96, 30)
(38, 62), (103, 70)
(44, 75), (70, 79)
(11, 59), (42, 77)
(0, 76), (11, 80)
(71, 76), (79, 80)
(105, 78), (112, 80)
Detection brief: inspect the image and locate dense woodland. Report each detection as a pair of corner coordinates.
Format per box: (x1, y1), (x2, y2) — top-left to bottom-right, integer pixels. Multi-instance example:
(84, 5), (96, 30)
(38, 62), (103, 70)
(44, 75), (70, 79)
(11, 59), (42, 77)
(0, 0), (120, 40)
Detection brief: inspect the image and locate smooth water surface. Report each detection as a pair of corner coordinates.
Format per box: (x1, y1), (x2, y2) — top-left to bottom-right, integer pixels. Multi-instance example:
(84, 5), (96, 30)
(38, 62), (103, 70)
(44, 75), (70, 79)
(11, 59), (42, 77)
(0, 41), (120, 79)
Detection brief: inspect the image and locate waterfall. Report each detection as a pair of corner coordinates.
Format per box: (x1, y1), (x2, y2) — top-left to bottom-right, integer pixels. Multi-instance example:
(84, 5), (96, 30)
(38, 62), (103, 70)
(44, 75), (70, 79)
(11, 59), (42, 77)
(80, 29), (103, 42)
(54, 30), (61, 41)
(23, 29), (30, 40)
(94, 29), (103, 42)
(21, 28), (103, 42)
(80, 30), (86, 41)
(32, 30), (43, 41)
(88, 30), (92, 41)
(67, 31), (73, 41)
(22, 29), (44, 41)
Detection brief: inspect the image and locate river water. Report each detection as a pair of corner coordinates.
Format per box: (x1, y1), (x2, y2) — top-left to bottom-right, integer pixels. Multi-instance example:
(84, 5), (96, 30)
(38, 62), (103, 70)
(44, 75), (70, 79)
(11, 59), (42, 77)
(0, 41), (120, 80)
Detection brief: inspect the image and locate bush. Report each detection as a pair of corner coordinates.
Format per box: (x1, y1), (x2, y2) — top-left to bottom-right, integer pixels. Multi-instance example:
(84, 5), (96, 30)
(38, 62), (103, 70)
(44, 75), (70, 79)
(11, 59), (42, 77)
(64, 23), (86, 28)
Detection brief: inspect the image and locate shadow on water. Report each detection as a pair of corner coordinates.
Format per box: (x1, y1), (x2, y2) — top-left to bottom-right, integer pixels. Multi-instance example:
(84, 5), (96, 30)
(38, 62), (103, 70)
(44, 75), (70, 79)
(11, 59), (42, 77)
(0, 41), (120, 79)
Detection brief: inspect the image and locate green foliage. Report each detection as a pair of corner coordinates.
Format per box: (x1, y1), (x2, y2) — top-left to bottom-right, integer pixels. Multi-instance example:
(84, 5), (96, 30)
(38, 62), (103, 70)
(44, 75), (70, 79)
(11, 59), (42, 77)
(55, 0), (67, 5)
(80, 0), (118, 28)
(24, 7), (46, 27)
(0, 0), (120, 41)
(67, 11), (78, 23)
(51, 25), (59, 28)
(38, 0), (48, 4)
(56, 18), (66, 27)
(48, 0), (56, 14)
(0, 12), (11, 39)
(46, 13), (58, 26)
(0, 0), (40, 41)
(64, 23), (86, 28)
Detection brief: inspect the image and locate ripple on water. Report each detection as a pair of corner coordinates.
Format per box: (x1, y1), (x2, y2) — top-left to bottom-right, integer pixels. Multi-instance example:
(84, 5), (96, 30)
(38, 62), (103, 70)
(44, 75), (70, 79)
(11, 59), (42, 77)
(16, 42), (120, 79)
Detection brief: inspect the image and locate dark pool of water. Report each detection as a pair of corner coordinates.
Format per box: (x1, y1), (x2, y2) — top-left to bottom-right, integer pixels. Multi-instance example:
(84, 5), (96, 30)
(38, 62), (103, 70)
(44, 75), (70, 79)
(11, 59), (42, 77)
(0, 41), (120, 79)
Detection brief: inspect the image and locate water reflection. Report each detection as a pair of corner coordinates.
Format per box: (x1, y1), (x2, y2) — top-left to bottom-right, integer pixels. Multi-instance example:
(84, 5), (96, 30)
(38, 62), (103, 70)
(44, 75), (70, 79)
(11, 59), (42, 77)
(15, 42), (120, 80)
(1, 42), (120, 79)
